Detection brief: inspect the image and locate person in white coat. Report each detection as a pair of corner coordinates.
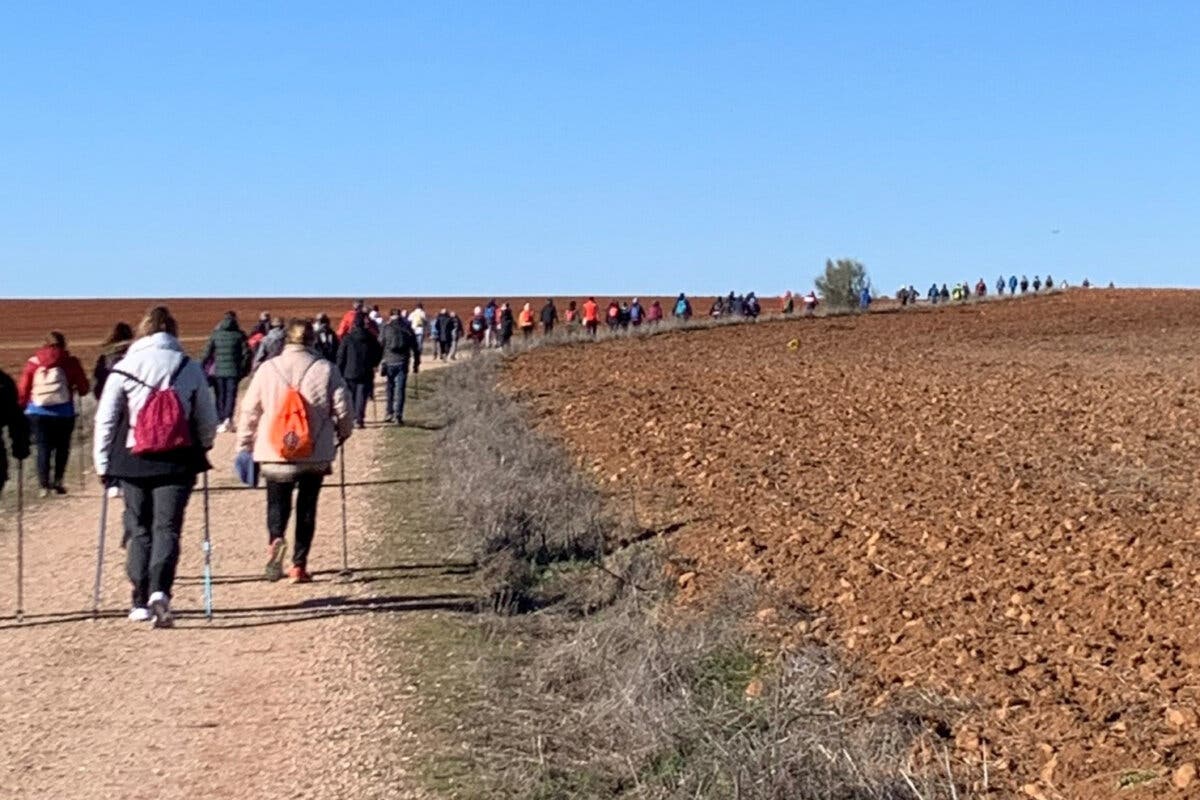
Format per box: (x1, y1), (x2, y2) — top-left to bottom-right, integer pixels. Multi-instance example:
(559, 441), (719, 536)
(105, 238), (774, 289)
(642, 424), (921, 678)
(93, 306), (218, 627)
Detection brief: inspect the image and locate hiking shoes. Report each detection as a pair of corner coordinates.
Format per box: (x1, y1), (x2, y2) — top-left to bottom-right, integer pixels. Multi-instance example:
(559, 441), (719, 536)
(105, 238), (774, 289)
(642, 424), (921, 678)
(287, 566), (313, 584)
(265, 538), (288, 582)
(52, 484), (67, 495)
(383, 415), (394, 424)
(148, 592), (174, 629)
(128, 607), (152, 623)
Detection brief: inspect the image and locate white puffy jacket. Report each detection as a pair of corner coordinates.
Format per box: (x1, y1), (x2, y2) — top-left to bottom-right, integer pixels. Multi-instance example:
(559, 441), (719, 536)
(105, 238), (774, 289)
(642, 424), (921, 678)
(93, 333), (219, 476)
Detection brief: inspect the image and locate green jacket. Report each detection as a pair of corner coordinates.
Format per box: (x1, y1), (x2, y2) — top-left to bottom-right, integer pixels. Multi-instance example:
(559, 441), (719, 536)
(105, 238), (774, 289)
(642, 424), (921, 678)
(202, 316), (251, 379)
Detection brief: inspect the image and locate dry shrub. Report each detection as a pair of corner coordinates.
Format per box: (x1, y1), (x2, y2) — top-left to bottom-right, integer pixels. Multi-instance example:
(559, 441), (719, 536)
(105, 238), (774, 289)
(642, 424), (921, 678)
(508, 577), (963, 800)
(434, 358), (612, 610)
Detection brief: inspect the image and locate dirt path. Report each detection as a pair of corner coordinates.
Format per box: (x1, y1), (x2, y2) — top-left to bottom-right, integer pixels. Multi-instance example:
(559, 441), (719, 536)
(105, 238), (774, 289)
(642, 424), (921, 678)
(0, 370), (469, 800)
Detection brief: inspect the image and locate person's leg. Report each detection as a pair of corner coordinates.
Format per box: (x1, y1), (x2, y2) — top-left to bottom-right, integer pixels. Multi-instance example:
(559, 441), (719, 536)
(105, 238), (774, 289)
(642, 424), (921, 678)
(122, 480), (154, 609)
(354, 382), (369, 426)
(384, 365), (397, 420)
(291, 473), (325, 570)
(30, 416), (52, 490)
(393, 367), (408, 422)
(148, 482), (191, 599)
(52, 416), (74, 489)
(266, 478), (294, 542)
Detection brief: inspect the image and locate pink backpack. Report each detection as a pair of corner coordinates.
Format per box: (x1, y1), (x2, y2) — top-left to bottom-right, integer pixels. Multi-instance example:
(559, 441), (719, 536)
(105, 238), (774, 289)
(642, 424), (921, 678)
(114, 358), (193, 455)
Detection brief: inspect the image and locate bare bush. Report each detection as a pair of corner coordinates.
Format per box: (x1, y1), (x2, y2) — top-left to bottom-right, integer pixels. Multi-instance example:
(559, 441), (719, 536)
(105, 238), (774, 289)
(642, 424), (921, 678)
(434, 358), (613, 610)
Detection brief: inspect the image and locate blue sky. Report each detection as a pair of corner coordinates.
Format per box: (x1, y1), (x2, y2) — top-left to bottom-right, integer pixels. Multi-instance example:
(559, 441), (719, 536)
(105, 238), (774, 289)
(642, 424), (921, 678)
(1, 2), (1196, 298)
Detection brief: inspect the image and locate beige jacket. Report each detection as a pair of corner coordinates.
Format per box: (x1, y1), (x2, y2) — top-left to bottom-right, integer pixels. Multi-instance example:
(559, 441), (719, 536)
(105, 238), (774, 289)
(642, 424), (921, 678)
(237, 344), (354, 478)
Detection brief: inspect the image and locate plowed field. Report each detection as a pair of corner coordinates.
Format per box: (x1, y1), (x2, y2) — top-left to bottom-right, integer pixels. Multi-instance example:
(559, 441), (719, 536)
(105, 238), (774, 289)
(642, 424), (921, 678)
(505, 289), (1200, 798)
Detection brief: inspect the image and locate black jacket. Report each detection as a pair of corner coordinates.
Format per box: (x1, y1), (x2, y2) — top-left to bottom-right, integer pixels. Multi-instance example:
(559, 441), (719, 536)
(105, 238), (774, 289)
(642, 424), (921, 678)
(92, 342), (132, 400)
(434, 312), (454, 343)
(313, 326), (338, 362)
(540, 302), (558, 327)
(380, 319), (419, 371)
(0, 369), (31, 492)
(337, 325), (383, 382)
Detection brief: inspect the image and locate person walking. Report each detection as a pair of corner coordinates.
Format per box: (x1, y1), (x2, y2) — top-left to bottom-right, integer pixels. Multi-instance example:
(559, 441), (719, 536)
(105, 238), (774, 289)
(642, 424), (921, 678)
(201, 311), (252, 432)
(252, 316), (286, 370)
(629, 298), (644, 326)
(1032, 275), (1042, 292)
(407, 303), (428, 354)
(468, 306), (488, 354)
(1019, 275), (1029, 294)
(499, 303), (515, 347)
(17, 332), (89, 497)
(647, 299), (664, 324)
(336, 313), (382, 429)
(436, 308), (455, 358)
(237, 319), (354, 583)
(448, 311), (463, 359)
(93, 322), (134, 400)
(606, 300), (621, 331)
(483, 300), (498, 348)
(582, 297), (600, 336)
(0, 368), (31, 496)
(313, 313), (339, 361)
(540, 298), (558, 336)
(430, 308), (450, 360)
(781, 292), (795, 314)
(519, 303), (536, 338)
(379, 310), (418, 423)
(673, 293), (692, 320)
(93, 306), (218, 626)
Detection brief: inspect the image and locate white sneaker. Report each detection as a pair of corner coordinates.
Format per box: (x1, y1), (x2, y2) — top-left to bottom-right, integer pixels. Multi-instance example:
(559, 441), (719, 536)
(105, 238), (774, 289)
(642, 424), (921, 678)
(128, 607), (152, 622)
(148, 592), (174, 629)
(216, 420), (229, 434)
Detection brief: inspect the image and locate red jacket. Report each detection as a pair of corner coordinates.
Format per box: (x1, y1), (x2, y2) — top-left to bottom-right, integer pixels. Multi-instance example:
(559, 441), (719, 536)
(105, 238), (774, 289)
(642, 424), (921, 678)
(337, 309), (379, 339)
(18, 346), (90, 409)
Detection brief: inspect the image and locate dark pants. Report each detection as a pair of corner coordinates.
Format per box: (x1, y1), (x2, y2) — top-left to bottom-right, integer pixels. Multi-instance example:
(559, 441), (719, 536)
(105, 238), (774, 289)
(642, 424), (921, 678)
(267, 473), (324, 567)
(349, 380), (371, 426)
(122, 478), (193, 604)
(384, 363), (408, 422)
(213, 376), (239, 422)
(30, 415), (74, 490)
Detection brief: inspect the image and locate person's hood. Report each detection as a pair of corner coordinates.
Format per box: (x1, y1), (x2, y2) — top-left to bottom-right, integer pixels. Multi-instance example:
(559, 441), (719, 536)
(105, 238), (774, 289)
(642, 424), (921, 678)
(33, 345), (68, 368)
(217, 315), (241, 333)
(126, 332), (184, 356)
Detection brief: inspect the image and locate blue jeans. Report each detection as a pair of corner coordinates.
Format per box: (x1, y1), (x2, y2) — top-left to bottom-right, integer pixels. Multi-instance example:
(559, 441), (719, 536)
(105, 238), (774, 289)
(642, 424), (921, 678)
(384, 364), (408, 422)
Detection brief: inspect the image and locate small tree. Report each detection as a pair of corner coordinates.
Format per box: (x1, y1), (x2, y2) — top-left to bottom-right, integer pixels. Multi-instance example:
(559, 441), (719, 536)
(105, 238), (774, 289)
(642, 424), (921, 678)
(815, 258), (869, 310)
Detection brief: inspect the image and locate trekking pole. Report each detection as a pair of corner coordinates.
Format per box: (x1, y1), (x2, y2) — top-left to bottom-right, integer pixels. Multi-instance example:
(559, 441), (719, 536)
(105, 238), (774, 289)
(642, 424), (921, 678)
(338, 443), (350, 578)
(16, 461), (25, 622)
(92, 490), (109, 618)
(77, 399), (86, 491)
(202, 470), (213, 621)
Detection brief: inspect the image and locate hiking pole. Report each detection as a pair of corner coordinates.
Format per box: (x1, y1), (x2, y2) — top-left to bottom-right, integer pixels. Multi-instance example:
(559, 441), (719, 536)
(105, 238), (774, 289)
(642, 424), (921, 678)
(16, 461), (25, 622)
(92, 490), (109, 618)
(338, 443), (350, 579)
(77, 402), (86, 491)
(202, 471), (213, 621)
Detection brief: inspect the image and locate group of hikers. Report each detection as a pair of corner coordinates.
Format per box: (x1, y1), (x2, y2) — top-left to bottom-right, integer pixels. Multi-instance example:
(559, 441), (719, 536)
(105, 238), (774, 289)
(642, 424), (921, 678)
(0, 277), (1092, 627)
(894, 274), (1068, 306)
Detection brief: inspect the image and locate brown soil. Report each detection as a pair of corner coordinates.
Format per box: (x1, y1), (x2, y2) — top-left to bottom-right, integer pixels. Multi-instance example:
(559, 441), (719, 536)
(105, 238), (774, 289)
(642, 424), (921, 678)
(0, 373), (468, 799)
(0, 296), (717, 374)
(504, 289), (1200, 799)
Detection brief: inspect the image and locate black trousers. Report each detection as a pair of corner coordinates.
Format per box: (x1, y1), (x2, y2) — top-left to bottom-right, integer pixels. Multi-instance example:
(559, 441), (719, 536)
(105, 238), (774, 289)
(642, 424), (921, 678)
(30, 415), (74, 490)
(349, 380), (371, 426)
(122, 478), (193, 605)
(213, 376), (239, 422)
(267, 473), (325, 568)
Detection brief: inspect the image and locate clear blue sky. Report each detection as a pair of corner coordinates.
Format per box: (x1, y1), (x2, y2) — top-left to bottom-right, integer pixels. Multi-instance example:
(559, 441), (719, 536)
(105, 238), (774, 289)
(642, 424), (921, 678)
(2, 2), (1197, 298)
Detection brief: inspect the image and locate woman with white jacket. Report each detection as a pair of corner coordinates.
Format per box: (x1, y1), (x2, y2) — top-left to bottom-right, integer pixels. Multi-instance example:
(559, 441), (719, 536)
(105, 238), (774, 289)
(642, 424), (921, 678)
(237, 319), (354, 583)
(93, 306), (219, 627)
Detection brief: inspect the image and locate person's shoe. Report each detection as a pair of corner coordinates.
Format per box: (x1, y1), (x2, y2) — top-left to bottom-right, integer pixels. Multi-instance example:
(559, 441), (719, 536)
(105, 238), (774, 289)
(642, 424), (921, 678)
(265, 538), (287, 582)
(128, 607), (152, 623)
(395, 419), (406, 427)
(287, 565), (313, 584)
(216, 420), (228, 434)
(383, 415), (394, 424)
(38, 489), (50, 499)
(356, 422), (366, 430)
(52, 484), (67, 496)
(148, 592), (174, 628)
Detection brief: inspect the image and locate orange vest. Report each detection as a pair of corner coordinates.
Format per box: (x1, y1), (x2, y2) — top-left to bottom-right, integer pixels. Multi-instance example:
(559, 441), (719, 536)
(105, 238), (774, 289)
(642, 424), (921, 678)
(582, 301), (599, 323)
